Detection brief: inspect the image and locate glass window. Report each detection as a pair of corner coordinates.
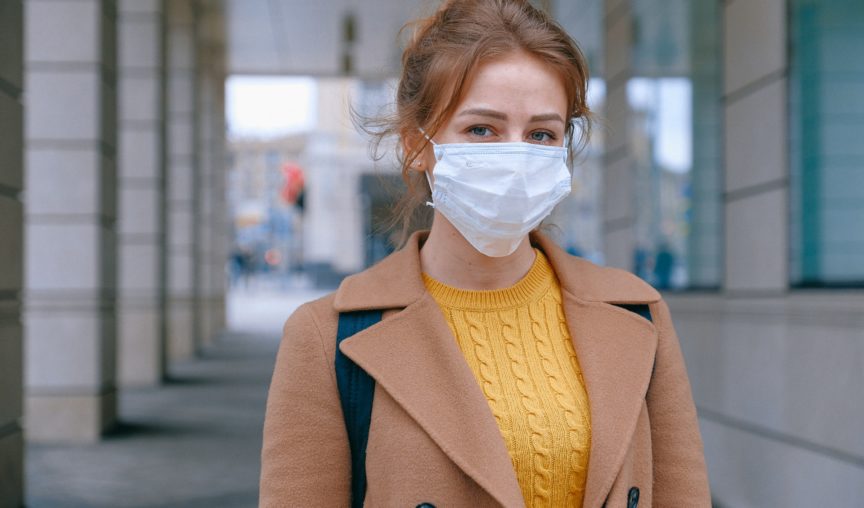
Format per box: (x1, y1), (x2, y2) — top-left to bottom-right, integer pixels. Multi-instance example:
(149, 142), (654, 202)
(551, 0), (605, 264)
(790, 0), (864, 286)
(628, 0), (722, 290)
(547, 78), (606, 265)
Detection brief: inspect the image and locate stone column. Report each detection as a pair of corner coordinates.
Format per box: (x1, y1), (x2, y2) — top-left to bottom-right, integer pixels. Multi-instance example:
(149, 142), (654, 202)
(723, 0), (789, 294)
(196, 3), (226, 348)
(116, 0), (167, 387)
(24, 0), (119, 442)
(196, 43), (213, 348)
(601, 0), (636, 270)
(167, 0), (198, 362)
(0, 0), (24, 501)
(209, 77), (228, 338)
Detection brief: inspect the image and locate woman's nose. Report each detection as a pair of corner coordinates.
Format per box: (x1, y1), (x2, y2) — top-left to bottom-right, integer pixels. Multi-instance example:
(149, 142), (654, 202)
(501, 129), (522, 142)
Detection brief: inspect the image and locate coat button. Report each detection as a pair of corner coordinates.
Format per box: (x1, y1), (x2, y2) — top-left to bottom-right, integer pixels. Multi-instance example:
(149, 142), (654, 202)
(628, 486), (640, 508)
(416, 504), (435, 508)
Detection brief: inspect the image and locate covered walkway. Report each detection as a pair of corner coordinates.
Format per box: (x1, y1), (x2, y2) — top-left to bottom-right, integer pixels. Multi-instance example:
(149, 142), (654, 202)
(25, 290), (326, 508)
(3, 1), (863, 506)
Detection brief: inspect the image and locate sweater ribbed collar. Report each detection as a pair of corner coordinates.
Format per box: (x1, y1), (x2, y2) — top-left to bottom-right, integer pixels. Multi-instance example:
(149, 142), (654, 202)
(421, 249), (555, 311)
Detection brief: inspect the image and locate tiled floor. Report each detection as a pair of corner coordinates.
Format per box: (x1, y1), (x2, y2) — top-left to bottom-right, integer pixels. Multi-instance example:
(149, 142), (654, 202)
(26, 289), (327, 508)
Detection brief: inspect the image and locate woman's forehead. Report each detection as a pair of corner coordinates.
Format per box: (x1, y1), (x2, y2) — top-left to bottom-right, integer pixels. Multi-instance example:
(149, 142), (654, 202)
(452, 53), (568, 119)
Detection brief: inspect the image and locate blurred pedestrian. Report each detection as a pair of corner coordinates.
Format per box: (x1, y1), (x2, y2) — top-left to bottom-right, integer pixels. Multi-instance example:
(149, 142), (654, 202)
(654, 241), (676, 290)
(229, 246), (252, 288)
(261, 1), (709, 506)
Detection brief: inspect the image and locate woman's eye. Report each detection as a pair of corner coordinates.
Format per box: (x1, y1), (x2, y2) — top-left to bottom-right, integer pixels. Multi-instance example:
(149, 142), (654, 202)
(468, 126), (492, 137)
(530, 131), (554, 142)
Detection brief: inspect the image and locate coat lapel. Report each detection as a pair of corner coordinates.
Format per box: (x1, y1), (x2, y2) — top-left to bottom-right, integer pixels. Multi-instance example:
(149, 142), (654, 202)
(334, 230), (661, 507)
(338, 293), (526, 507)
(561, 293), (658, 507)
(537, 233), (660, 507)
(334, 232), (525, 506)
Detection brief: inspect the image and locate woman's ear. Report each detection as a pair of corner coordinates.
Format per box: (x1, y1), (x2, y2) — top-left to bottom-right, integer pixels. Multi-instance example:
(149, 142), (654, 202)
(401, 128), (428, 173)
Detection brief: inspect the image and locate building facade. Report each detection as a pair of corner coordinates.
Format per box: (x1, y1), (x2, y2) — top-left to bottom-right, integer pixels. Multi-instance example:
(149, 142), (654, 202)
(0, 1), (228, 504)
(589, 0), (864, 505)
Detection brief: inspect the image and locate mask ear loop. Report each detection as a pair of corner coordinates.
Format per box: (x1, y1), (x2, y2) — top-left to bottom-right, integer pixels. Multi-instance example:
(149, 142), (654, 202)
(424, 171), (435, 208)
(418, 127), (436, 208)
(418, 127), (434, 142)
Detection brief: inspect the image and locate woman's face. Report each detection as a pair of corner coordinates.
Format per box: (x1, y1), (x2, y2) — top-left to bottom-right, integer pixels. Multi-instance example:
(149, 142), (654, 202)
(419, 50), (569, 173)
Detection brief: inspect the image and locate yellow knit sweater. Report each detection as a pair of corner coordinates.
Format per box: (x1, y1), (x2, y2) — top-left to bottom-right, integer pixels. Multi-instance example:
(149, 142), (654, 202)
(422, 250), (591, 507)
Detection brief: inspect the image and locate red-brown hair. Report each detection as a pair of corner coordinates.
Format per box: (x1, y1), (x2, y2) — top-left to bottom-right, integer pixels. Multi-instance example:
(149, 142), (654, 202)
(362, 0), (592, 243)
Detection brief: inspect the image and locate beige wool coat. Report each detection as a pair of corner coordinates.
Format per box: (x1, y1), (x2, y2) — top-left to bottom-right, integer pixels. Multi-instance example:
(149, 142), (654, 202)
(260, 231), (711, 507)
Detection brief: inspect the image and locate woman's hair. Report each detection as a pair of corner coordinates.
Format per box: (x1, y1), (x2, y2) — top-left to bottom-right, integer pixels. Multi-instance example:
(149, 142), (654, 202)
(361, 0), (592, 244)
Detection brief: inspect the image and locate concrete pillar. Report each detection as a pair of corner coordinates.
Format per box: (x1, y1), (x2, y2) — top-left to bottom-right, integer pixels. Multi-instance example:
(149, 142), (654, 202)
(196, 3), (226, 347)
(601, 0), (636, 270)
(167, 0), (198, 362)
(117, 0), (167, 387)
(0, 0), (25, 502)
(196, 38), (213, 348)
(722, 0), (789, 294)
(207, 75), (228, 341)
(210, 80), (228, 338)
(24, 0), (119, 442)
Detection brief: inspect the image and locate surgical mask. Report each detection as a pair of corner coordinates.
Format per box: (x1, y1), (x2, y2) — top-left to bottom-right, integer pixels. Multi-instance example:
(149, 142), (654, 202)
(423, 133), (572, 257)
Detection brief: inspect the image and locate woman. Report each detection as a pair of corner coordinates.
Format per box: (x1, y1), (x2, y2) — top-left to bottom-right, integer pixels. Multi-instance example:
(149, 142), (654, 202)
(260, 1), (710, 506)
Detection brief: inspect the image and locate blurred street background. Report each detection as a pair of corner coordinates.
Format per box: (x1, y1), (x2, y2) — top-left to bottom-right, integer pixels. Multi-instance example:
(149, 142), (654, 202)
(1, 0), (863, 507)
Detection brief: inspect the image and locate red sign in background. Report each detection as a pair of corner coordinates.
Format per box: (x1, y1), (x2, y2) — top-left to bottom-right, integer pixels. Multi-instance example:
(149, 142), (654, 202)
(280, 162), (304, 204)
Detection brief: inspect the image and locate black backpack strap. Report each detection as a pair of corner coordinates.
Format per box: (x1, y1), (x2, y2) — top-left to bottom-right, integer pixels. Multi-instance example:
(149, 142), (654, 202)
(612, 303), (653, 323)
(335, 310), (382, 508)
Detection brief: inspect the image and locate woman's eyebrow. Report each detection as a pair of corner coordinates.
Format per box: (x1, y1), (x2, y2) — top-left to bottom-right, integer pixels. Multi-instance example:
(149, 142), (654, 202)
(529, 113), (565, 123)
(457, 108), (565, 124)
(458, 108), (507, 120)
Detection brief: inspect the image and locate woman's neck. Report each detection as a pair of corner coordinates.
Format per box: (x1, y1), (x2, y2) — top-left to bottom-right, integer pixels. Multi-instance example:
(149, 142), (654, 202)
(419, 212), (536, 290)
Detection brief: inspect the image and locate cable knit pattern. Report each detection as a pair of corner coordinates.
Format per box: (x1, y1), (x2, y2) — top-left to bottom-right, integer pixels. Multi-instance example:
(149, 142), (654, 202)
(423, 250), (591, 507)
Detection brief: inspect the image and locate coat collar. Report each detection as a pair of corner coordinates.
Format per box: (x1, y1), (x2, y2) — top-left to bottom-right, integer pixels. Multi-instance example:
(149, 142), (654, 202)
(335, 230), (660, 507)
(334, 230), (660, 312)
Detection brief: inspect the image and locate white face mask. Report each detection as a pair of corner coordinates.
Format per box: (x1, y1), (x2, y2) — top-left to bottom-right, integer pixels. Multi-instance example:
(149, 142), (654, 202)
(423, 134), (572, 257)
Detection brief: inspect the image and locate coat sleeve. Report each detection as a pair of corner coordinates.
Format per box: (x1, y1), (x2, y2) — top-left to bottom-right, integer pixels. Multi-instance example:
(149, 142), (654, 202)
(646, 299), (711, 506)
(259, 303), (351, 507)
